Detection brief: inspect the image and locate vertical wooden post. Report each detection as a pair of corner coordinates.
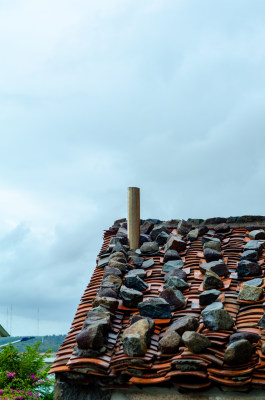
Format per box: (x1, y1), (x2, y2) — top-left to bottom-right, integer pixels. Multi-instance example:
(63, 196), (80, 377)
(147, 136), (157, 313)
(128, 187), (140, 250)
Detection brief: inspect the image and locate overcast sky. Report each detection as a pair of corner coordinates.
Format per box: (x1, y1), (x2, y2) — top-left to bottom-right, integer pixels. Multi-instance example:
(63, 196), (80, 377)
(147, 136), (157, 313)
(1, 0), (265, 336)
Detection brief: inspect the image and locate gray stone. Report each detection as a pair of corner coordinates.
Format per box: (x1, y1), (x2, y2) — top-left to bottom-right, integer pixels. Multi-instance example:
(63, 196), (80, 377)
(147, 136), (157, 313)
(126, 269), (146, 279)
(100, 275), (122, 292)
(156, 231), (169, 245)
(240, 250), (258, 262)
(214, 223), (230, 233)
(97, 256), (110, 268)
(129, 256), (144, 267)
(238, 284), (263, 301)
(122, 319), (152, 357)
(202, 308), (234, 331)
(188, 229), (199, 241)
(249, 229), (265, 240)
(138, 297), (172, 319)
(76, 324), (105, 350)
(244, 240), (263, 255)
(177, 219), (192, 234)
(258, 313), (265, 329)
(262, 343), (265, 355)
(200, 260), (229, 277)
(150, 225), (169, 240)
(199, 289), (221, 306)
(165, 235), (186, 252)
(130, 315), (155, 330)
(197, 225), (209, 236)
(108, 259), (130, 274)
(169, 316), (199, 336)
(159, 287), (186, 311)
(203, 240), (222, 252)
(124, 275), (148, 291)
(120, 286), (143, 308)
(182, 331), (211, 353)
(140, 221), (154, 234)
(103, 266), (123, 279)
(159, 330), (180, 354)
(140, 241), (159, 254)
(203, 270), (224, 290)
(201, 236), (220, 246)
(201, 302), (223, 315)
(203, 248), (222, 262)
(162, 260), (184, 272)
(237, 260), (262, 277)
(224, 339), (252, 365)
(109, 251), (127, 262)
(142, 258), (155, 269)
(245, 278), (263, 287)
(82, 309), (110, 335)
(164, 249), (181, 262)
(97, 287), (118, 298)
(92, 296), (119, 312)
(164, 276), (190, 291)
(111, 242), (127, 255)
(229, 331), (260, 344)
(139, 233), (152, 245)
(164, 269), (187, 282)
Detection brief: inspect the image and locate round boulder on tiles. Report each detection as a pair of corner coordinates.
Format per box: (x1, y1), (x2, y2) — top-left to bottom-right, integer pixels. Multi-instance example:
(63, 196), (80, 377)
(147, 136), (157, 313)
(126, 268), (146, 279)
(237, 284), (263, 301)
(224, 339), (252, 365)
(203, 248), (222, 263)
(203, 240), (222, 252)
(162, 259), (184, 272)
(160, 287), (186, 311)
(243, 240), (263, 255)
(240, 250), (258, 262)
(164, 268), (187, 282)
(182, 331), (211, 354)
(138, 297), (172, 319)
(199, 289), (221, 306)
(164, 249), (182, 262)
(122, 319), (153, 357)
(249, 229), (265, 240)
(159, 329), (181, 354)
(169, 316), (199, 336)
(187, 228), (199, 241)
(165, 235), (186, 252)
(164, 276), (190, 291)
(140, 241), (159, 254)
(124, 275), (148, 291)
(120, 286), (143, 308)
(214, 223), (230, 233)
(177, 219), (192, 235)
(237, 260), (262, 278)
(203, 270), (224, 290)
(202, 308), (234, 331)
(229, 331), (260, 344)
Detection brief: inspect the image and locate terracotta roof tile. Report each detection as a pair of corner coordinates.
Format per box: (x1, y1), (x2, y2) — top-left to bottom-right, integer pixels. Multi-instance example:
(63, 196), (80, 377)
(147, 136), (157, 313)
(51, 219), (265, 391)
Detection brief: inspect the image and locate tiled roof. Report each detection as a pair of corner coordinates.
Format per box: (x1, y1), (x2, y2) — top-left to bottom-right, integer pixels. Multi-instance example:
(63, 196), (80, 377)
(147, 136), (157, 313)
(50, 216), (265, 392)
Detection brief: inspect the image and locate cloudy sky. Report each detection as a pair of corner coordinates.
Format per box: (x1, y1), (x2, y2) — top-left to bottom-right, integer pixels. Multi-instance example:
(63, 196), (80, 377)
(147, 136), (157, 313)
(1, 0), (265, 336)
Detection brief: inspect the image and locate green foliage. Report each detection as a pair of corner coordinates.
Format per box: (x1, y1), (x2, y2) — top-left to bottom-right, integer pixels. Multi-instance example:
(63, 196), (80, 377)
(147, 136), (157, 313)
(0, 342), (54, 399)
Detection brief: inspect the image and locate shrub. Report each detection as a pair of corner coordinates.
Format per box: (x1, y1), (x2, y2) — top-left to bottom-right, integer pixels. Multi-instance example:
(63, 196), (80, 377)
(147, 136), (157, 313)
(0, 342), (54, 399)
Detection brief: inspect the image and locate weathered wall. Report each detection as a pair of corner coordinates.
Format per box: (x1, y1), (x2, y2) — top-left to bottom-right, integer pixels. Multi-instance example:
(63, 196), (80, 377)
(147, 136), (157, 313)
(54, 379), (111, 400)
(110, 387), (265, 400)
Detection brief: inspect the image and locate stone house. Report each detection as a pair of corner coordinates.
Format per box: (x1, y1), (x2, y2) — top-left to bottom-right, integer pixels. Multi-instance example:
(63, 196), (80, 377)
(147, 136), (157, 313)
(50, 215), (265, 400)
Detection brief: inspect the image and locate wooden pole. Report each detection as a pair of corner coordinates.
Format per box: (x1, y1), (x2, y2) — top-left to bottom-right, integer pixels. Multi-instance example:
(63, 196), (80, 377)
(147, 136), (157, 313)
(128, 187), (140, 250)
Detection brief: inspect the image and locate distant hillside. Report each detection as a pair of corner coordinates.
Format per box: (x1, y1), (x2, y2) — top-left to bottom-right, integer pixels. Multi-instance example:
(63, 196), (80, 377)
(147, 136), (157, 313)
(0, 335), (66, 352)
